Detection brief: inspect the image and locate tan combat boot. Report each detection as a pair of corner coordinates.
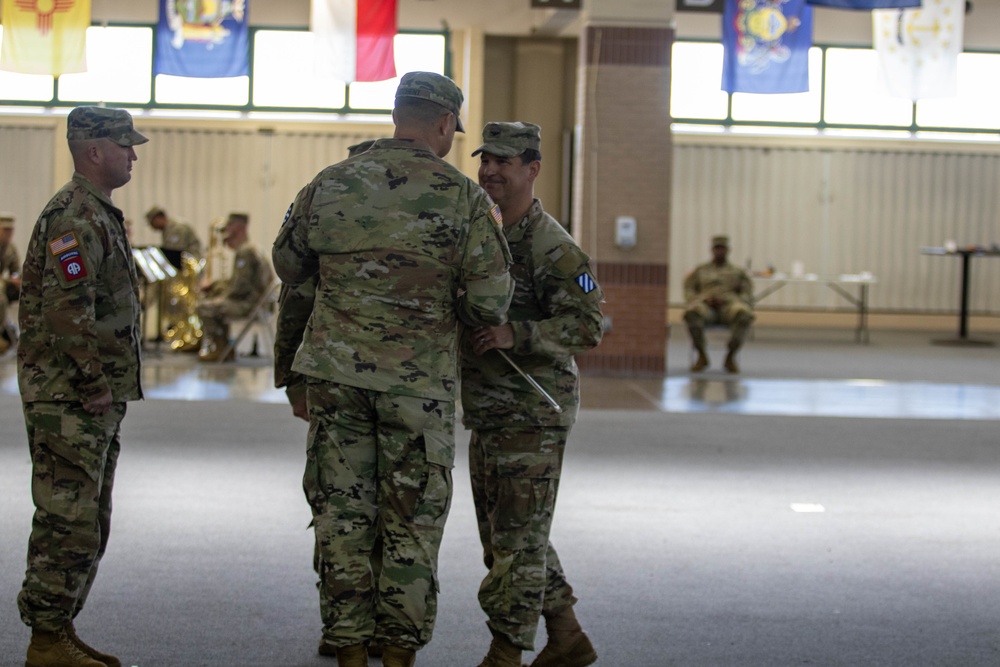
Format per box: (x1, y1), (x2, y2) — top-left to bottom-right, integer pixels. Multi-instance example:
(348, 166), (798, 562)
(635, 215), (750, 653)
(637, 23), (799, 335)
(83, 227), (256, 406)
(26, 628), (107, 667)
(66, 624), (120, 667)
(528, 606), (598, 667)
(381, 644), (416, 667)
(724, 350), (740, 374)
(334, 643), (369, 667)
(690, 350), (709, 372)
(476, 633), (522, 667)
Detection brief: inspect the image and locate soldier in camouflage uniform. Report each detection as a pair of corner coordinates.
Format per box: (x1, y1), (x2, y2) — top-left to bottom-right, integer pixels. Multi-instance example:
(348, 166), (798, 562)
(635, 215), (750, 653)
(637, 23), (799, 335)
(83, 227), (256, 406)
(195, 212), (273, 362)
(145, 206), (202, 258)
(462, 122), (604, 667)
(272, 72), (513, 667)
(682, 234), (755, 373)
(17, 106), (147, 667)
(0, 212), (21, 353)
(274, 139), (391, 661)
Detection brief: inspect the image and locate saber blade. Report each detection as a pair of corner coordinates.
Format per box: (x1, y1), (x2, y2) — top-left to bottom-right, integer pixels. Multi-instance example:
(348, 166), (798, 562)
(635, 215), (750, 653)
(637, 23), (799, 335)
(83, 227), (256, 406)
(497, 350), (562, 413)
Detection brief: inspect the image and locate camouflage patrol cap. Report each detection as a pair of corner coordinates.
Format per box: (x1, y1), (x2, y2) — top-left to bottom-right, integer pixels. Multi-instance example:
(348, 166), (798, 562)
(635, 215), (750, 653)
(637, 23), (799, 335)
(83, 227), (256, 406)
(145, 206), (165, 222)
(66, 106), (149, 146)
(347, 139), (376, 157)
(0, 212), (13, 228)
(394, 71), (465, 132)
(712, 234), (730, 248)
(472, 121), (542, 159)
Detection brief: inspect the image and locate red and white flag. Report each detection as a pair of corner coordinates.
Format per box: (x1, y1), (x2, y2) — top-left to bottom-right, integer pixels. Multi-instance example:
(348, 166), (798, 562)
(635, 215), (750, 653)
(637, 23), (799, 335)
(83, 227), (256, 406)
(311, 0), (397, 83)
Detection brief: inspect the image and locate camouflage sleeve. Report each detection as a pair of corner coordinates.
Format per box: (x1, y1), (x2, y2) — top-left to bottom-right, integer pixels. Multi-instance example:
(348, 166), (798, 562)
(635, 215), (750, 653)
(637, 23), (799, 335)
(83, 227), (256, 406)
(224, 246), (261, 302)
(273, 278), (315, 397)
(737, 269), (754, 306)
(182, 226), (202, 258)
(272, 185), (319, 287)
(41, 213), (111, 400)
(457, 194), (513, 327)
(511, 243), (604, 359)
(683, 267), (699, 303)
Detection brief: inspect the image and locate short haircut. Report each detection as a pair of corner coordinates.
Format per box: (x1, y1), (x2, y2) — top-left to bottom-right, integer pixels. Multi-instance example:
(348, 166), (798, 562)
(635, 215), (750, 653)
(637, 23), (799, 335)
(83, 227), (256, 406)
(228, 213), (249, 225)
(519, 148), (542, 164)
(394, 97), (452, 127)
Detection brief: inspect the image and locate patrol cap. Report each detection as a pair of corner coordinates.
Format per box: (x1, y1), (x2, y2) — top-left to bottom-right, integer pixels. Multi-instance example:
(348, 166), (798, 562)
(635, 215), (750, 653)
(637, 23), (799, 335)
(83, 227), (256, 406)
(0, 212), (14, 229)
(472, 122), (541, 159)
(66, 106), (149, 146)
(347, 139), (376, 157)
(145, 206), (165, 222)
(394, 71), (465, 132)
(712, 234), (730, 248)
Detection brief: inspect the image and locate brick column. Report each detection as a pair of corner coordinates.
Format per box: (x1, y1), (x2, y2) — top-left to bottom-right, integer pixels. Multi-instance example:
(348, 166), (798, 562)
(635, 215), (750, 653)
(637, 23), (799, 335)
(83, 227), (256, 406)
(572, 24), (673, 376)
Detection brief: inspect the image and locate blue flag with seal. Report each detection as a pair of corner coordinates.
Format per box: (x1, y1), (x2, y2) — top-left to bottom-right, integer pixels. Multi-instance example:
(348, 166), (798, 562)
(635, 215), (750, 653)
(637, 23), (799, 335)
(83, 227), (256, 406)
(806, 0), (920, 9)
(154, 0), (249, 78)
(722, 0), (814, 94)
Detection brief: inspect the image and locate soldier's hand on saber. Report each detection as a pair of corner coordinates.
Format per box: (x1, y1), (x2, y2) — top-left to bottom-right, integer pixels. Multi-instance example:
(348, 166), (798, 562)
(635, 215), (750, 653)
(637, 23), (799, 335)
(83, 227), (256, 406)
(473, 325), (562, 413)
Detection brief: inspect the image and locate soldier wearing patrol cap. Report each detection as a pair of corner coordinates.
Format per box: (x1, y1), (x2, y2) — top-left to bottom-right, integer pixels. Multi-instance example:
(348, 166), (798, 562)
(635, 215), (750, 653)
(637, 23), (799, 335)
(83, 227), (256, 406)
(272, 72), (512, 667)
(17, 106), (147, 667)
(463, 121), (604, 667)
(0, 212), (21, 353)
(145, 205), (202, 258)
(683, 234), (755, 373)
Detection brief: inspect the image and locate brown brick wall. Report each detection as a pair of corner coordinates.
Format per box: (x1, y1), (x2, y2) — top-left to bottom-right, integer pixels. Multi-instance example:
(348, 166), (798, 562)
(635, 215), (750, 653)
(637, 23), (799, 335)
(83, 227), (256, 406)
(574, 25), (673, 377)
(579, 262), (669, 376)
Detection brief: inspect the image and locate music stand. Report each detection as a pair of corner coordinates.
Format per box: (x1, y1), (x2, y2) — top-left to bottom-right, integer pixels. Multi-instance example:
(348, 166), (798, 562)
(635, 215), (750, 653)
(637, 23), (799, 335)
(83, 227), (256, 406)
(132, 246), (178, 353)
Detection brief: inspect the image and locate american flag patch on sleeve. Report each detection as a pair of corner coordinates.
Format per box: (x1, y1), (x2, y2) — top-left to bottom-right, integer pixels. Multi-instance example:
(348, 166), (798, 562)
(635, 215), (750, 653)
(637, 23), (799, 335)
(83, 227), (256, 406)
(489, 204), (503, 226)
(49, 232), (79, 255)
(576, 272), (596, 294)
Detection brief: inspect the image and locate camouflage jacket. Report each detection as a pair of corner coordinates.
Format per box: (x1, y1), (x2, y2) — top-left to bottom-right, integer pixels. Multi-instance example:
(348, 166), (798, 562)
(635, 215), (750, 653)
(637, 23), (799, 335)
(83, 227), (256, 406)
(18, 173), (143, 403)
(683, 261), (753, 307)
(210, 240), (273, 311)
(0, 241), (18, 276)
(162, 218), (202, 258)
(461, 200), (604, 428)
(272, 137), (514, 402)
(1, 241), (18, 294)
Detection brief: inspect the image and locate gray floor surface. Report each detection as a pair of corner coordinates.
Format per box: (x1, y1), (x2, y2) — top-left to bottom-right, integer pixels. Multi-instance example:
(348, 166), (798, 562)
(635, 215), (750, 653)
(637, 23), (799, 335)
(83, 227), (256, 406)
(1, 328), (999, 666)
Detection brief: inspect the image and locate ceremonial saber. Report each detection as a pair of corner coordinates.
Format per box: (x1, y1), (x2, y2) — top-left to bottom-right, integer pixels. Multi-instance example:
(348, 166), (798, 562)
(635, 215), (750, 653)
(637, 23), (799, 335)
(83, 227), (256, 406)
(496, 350), (562, 413)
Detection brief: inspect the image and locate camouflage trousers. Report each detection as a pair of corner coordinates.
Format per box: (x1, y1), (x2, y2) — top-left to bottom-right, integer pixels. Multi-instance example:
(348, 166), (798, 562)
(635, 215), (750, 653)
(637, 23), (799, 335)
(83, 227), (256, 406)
(469, 427), (578, 650)
(305, 380), (455, 650)
(18, 401), (126, 631)
(195, 297), (252, 341)
(683, 299), (755, 353)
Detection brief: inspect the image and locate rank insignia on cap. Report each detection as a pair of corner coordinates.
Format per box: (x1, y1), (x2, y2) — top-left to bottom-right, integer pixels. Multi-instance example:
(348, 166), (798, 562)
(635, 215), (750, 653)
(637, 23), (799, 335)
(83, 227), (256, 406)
(489, 204), (503, 226)
(50, 232), (79, 255)
(58, 250), (88, 281)
(575, 272), (596, 294)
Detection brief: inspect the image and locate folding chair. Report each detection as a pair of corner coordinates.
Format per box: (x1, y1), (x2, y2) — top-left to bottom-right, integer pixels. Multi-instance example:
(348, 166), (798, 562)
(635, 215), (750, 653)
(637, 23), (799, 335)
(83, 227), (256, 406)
(216, 278), (281, 363)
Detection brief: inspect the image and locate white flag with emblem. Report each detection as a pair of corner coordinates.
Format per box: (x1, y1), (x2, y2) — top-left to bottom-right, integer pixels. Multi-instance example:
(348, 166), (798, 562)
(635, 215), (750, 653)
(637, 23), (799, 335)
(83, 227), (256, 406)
(873, 0), (964, 101)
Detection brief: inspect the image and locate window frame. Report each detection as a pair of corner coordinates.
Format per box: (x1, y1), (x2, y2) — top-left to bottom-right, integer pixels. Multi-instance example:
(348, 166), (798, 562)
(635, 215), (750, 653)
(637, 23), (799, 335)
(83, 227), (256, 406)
(671, 38), (1000, 138)
(0, 22), (451, 117)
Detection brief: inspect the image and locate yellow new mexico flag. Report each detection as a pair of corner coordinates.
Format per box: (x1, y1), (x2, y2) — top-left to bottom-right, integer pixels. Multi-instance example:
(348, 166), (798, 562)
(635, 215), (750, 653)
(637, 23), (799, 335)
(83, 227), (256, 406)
(1, 0), (90, 76)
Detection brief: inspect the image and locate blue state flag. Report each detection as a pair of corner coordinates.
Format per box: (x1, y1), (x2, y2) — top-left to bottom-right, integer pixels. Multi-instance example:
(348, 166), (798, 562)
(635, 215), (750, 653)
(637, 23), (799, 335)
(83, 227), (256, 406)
(722, 0), (814, 94)
(154, 0), (249, 78)
(806, 0), (920, 9)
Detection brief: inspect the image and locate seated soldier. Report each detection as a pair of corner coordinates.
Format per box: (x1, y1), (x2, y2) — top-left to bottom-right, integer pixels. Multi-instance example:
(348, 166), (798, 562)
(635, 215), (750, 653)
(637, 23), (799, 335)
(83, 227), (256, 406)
(195, 212), (273, 362)
(683, 234), (755, 373)
(0, 212), (21, 353)
(145, 205), (202, 259)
